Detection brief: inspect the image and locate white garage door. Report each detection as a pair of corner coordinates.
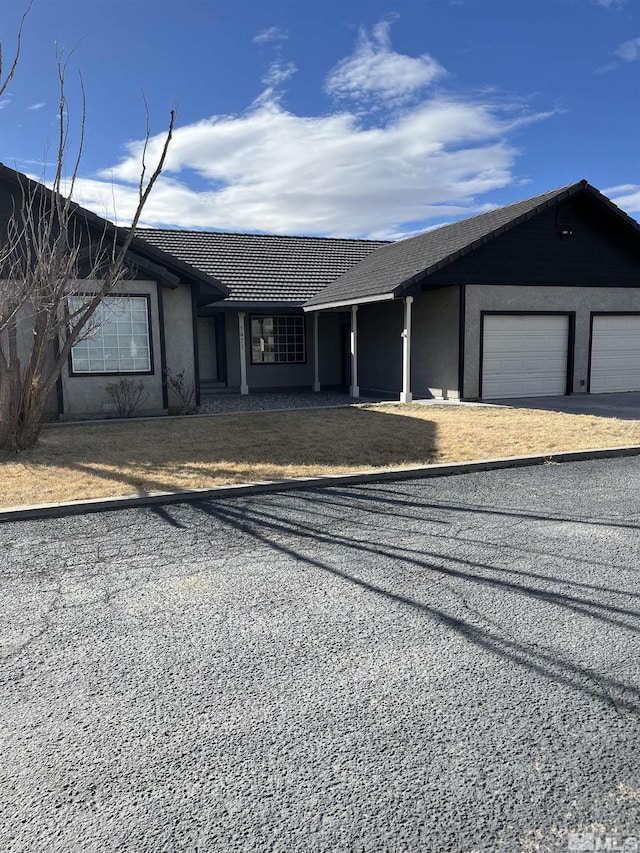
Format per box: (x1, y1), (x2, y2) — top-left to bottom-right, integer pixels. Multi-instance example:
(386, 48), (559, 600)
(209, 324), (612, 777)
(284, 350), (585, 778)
(482, 314), (569, 399)
(590, 315), (640, 393)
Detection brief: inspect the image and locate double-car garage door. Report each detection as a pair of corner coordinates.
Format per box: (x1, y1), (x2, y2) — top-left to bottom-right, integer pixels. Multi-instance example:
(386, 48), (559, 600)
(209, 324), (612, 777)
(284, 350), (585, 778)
(481, 313), (640, 399)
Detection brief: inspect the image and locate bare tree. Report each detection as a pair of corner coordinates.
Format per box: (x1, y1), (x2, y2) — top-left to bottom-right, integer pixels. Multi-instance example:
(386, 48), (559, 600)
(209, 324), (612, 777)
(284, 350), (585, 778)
(0, 22), (174, 453)
(0, 2), (31, 101)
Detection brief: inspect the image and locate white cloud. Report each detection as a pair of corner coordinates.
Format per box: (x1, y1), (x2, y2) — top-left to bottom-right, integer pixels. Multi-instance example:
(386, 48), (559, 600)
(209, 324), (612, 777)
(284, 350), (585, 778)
(0, 98), (12, 110)
(594, 61), (618, 74)
(27, 102), (46, 111)
(41, 15), (562, 240)
(325, 17), (446, 105)
(594, 34), (640, 73)
(262, 60), (297, 88)
(604, 184), (640, 214)
(70, 92), (551, 239)
(615, 36), (640, 62)
(252, 26), (287, 45)
(593, 0), (625, 7)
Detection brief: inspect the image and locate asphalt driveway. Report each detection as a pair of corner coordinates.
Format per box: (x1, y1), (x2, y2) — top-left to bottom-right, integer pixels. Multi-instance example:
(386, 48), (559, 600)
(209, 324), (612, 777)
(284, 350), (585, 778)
(1, 458), (639, 852)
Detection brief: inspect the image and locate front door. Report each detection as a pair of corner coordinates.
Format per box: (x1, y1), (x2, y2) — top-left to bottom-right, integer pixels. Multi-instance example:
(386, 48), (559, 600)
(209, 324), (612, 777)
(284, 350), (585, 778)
(197, 318), (218, 382)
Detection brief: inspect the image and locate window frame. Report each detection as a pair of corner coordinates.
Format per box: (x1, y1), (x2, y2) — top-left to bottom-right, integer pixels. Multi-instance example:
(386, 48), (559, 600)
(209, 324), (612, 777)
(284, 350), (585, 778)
(68, 293), (155, 377)
(250, 314), (306, 366)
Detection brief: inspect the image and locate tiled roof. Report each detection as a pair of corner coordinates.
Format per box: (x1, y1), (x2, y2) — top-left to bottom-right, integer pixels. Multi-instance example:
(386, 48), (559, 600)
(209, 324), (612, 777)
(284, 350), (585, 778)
(138, 229), (389, 305)
(305, 180), (637, 308)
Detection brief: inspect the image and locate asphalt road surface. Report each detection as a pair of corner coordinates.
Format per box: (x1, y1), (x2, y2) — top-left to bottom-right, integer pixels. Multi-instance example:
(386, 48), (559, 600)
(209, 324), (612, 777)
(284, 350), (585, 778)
(1, 457), (639, 853)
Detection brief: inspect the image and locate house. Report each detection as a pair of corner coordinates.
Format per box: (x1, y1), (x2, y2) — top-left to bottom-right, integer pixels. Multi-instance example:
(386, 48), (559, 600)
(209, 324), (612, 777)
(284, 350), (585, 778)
(0, 162), (229, 420)
(141, 180), (640, 403)
(2, 166), (639, 422)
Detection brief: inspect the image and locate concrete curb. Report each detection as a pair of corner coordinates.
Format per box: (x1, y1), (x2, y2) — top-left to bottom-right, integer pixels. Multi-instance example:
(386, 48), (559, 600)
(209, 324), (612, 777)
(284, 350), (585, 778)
(2, 444), (640, 524)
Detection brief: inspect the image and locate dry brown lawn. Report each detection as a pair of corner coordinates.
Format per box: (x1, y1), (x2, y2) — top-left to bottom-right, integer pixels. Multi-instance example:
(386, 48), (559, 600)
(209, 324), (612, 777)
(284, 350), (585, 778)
(2, 402), (640, 509)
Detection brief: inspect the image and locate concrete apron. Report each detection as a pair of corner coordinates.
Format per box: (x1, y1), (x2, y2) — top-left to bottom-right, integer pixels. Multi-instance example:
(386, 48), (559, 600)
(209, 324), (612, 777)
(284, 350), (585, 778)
(480, 391), (640, 420)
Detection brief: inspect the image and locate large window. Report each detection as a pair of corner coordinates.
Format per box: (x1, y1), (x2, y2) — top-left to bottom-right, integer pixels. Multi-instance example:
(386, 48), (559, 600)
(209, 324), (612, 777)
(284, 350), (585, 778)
(70, 295), (152, 375)
(251, 315), (305, 364)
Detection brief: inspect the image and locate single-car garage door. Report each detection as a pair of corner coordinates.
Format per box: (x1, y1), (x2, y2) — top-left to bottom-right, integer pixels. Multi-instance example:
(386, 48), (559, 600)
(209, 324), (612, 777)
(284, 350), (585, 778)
(590, 315), (640, 393)
(481, 314), (569, 399)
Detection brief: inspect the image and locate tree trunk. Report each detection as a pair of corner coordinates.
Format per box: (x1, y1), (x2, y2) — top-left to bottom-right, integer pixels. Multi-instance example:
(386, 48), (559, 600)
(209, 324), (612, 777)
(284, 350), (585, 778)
(0, 358), (25, 454)
(0, 365), (13, 452)
(15, 397), (47, 450)
(0, 323), (50, 453)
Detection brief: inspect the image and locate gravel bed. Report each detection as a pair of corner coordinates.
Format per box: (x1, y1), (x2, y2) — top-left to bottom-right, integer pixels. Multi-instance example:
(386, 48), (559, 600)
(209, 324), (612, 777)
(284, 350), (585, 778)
(198, 390), (383, 414)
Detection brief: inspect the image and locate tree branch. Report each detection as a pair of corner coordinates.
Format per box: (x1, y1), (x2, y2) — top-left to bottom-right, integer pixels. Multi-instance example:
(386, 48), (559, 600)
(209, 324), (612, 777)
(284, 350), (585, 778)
(0, 1), (31, 99)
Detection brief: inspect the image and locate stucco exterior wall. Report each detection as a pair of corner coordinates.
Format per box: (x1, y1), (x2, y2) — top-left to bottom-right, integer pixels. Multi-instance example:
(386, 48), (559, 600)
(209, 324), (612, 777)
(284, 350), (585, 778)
(357, 301), (404, 393)
(317, 311), (346, 387)
(224, 312), (241, 388)
(411, 287), (460, 399)
(463, 285), (640, 399)
(163, 284), (196, 409)
(59, 280), (165, 419)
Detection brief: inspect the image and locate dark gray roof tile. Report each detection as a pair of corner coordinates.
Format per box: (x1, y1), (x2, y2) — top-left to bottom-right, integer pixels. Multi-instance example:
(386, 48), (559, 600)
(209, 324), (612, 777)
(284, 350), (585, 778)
(138, 230), (388, 305)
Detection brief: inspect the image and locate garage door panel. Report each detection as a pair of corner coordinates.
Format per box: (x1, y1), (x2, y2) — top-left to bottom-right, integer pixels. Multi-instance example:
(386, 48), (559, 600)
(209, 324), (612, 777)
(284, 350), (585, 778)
(590, 315), (640, 394)
(482, 315), (569, 399)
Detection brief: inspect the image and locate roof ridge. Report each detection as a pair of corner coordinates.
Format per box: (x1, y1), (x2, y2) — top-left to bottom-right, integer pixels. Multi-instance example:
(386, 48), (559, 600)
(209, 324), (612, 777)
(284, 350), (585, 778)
(390, 180), (590, 246)
(137, 227), (390, 245)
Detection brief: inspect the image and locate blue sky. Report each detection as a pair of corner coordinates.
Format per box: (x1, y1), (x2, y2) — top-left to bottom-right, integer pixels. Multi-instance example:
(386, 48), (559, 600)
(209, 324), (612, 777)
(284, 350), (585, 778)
(1, 0), (639, 238)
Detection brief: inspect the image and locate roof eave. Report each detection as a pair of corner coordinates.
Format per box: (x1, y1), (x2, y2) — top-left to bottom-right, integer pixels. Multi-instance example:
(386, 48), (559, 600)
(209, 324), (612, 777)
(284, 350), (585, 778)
(582, 183), (640, 237)
(303, 292), (396, 312)
(216, 300), (306, 312)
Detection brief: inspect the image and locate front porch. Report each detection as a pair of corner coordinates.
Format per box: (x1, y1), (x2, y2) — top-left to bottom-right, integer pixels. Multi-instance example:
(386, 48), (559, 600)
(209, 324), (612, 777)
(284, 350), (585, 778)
(196, 299), (423, 404)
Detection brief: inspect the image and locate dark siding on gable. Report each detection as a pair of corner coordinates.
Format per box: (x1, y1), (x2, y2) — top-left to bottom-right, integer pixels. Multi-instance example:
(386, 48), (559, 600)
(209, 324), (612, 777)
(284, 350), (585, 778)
(0, 186), (15, 238)
(0, 176), (97, 264)
(425, 196), (640, 289)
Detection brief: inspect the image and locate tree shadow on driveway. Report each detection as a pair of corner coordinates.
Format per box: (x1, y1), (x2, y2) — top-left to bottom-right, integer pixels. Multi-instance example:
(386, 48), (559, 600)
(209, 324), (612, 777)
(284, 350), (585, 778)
(154, 488), (640, 714)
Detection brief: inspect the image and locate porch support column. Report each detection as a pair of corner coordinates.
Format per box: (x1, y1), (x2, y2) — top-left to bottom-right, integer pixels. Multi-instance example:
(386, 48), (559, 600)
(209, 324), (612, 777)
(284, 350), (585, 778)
(313, 311), (321, 392)
(400, 296), (413, 404)
(238, 312), (249, 395)
(350, 304), (359, 398)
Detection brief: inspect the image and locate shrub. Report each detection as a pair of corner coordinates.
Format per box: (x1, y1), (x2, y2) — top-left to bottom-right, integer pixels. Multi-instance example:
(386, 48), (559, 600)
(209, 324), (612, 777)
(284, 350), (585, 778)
(165, 368), (198, 415)
(104, 379), (149, 418)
